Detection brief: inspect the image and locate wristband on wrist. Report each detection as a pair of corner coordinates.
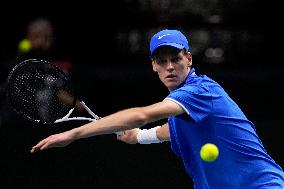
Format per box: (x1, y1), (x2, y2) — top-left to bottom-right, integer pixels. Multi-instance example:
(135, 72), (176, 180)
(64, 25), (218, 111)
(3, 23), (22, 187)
(137, 126), (162, 144)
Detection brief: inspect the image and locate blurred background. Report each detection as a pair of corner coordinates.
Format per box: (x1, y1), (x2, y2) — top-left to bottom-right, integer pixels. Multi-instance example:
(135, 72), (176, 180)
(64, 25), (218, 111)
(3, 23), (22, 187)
(0, 1), (282, 188)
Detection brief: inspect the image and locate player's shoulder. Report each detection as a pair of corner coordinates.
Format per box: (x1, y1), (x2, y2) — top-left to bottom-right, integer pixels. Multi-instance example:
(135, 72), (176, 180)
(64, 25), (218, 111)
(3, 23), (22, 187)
(171, 75), (223, 99)
(194, 74), (223, 89)
(185, 74), (217, 88)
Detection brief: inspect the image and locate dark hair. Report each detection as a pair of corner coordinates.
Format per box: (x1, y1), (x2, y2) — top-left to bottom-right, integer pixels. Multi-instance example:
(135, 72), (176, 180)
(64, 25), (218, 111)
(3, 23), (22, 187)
(151, 46), (186, 60)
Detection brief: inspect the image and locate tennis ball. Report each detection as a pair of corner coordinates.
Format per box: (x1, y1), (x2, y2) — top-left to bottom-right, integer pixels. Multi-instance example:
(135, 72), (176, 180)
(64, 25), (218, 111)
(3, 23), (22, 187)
(18, 38), (32, 53)
(200, 143), (219, 162)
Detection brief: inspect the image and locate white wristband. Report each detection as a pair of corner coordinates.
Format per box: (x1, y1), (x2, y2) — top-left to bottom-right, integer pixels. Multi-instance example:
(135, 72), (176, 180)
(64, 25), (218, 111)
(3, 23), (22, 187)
(137, 126), (162, 144)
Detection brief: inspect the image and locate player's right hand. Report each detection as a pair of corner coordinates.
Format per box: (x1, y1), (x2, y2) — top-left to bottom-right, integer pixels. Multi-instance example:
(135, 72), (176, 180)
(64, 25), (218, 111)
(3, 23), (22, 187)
(116, 128), (140, 144)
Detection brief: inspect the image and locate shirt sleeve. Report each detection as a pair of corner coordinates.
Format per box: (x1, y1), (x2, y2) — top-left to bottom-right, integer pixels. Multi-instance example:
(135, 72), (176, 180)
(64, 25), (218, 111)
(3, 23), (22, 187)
(165, 87), (212, 122)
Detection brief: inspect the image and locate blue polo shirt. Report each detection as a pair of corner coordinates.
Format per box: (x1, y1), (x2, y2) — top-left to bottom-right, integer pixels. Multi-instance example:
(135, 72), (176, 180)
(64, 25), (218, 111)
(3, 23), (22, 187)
(166, 68), (284, 189)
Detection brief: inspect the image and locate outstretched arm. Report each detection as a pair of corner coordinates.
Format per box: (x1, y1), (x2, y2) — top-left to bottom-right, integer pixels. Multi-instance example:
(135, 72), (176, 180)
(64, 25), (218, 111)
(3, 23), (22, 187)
(31, 99), (184, 153)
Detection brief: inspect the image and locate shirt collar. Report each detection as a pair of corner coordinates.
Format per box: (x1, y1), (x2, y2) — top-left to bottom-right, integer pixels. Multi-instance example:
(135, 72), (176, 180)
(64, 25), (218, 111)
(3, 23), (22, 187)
(185, 68), (196, 83)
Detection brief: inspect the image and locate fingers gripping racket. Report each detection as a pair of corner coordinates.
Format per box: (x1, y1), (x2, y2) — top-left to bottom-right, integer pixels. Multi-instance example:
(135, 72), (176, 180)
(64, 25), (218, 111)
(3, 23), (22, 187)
(7, 59), (123, 134)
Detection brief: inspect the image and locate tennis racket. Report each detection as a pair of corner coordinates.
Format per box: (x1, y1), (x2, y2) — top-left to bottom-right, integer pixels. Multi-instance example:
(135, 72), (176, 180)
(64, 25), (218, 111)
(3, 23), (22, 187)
(6, 59), (123, 134)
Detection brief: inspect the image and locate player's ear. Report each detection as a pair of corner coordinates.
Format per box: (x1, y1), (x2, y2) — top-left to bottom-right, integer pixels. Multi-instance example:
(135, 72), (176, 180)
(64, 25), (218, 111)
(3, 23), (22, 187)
(151, 60), (157, 72)
(185, 52), (192, 67)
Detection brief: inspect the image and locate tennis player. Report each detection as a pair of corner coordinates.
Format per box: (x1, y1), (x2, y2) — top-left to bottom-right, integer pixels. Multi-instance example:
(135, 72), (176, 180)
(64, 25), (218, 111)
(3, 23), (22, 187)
(31, 29), (284, 188)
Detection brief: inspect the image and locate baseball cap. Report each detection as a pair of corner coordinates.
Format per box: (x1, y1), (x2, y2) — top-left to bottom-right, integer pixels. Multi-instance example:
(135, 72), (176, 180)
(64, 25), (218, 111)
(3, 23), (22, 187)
(150, 29), (190, 56)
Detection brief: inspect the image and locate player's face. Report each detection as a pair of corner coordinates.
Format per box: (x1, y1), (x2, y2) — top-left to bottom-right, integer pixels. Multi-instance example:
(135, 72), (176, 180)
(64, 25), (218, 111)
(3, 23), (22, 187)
(152, 47), (192, 91)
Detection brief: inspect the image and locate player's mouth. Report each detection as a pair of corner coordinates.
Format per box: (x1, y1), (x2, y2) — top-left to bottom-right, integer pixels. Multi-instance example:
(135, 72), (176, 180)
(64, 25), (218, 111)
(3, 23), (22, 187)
(165, 74), (177, 80)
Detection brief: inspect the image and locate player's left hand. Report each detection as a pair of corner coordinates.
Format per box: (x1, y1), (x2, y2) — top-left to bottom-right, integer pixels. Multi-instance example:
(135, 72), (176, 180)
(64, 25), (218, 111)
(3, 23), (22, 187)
(30, 131), (75, 153)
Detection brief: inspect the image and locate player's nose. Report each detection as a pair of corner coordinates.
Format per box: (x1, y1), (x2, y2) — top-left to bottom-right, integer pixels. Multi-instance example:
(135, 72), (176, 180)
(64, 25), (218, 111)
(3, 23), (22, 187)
(166, 62), (174, 70)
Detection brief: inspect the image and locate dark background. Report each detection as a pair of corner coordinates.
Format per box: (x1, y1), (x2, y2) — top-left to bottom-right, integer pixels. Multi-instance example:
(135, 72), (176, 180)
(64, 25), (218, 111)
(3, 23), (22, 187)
(0, 1), (283, 188)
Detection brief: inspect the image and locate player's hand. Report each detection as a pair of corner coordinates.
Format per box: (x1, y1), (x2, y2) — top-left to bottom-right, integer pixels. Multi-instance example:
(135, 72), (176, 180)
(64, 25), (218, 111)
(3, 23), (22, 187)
(30, 131), (74, 153)
(116, 128), (140, 144)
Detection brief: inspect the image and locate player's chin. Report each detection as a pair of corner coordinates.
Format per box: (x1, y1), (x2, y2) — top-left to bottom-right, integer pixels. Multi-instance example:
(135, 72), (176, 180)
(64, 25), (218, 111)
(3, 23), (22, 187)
(164, 81), (180, 91)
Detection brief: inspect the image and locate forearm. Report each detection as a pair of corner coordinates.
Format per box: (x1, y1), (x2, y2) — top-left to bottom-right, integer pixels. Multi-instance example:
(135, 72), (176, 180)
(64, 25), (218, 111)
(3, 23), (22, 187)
(156, 123), (170, 141)
(71, 108), (150, 140)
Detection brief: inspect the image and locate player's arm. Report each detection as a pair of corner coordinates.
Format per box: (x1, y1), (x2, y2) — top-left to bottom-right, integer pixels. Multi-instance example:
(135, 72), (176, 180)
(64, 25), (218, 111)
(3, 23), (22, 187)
(73, 99), (183, 136)
(31, 99), (184, 153)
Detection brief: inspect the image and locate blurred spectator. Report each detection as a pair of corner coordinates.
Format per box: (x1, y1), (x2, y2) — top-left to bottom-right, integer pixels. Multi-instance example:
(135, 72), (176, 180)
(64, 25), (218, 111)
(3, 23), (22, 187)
(13, 18), (73, 74)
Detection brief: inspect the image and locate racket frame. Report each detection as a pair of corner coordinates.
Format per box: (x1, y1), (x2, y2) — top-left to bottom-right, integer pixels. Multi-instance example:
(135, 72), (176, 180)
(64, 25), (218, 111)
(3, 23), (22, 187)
(54, 101), (100, 123)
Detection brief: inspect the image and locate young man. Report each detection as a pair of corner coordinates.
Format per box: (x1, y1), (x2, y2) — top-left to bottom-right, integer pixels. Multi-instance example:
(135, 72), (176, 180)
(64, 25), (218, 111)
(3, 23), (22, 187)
(31, 29), (284, 188)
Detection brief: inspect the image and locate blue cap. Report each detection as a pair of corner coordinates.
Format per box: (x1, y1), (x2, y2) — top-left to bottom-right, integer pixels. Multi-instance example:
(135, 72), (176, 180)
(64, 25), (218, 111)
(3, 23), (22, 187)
(150, 29), (190, 56)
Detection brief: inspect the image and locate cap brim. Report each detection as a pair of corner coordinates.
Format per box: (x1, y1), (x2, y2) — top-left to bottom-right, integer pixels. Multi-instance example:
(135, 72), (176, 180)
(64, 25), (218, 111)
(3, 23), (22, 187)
(152, 43), (185, 55)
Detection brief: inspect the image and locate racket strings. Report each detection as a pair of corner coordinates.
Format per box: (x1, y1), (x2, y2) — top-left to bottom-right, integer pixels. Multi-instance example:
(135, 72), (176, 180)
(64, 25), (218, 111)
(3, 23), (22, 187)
(8, 60), (75, 124)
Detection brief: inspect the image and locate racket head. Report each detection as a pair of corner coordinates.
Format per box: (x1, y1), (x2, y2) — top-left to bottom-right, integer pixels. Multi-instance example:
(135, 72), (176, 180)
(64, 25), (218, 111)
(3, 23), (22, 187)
(7, 59), (76, 124)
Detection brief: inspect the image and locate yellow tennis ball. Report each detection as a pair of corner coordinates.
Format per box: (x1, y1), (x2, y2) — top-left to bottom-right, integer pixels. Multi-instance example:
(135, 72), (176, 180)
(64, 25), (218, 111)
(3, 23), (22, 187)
(200, 143), (219, 162)
(18, 39), (32, 53)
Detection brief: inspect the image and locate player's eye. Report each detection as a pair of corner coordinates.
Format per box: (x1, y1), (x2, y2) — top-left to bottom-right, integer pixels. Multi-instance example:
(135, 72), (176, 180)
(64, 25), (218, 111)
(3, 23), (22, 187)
(171, 56), (181, 63)
(155, 59), (167, 65)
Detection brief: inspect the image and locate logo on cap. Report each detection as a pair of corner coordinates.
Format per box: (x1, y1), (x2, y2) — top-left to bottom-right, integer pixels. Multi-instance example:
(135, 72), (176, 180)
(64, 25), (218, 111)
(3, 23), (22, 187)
(158, 34), (170, 40)
(150, 29), (190, 56)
